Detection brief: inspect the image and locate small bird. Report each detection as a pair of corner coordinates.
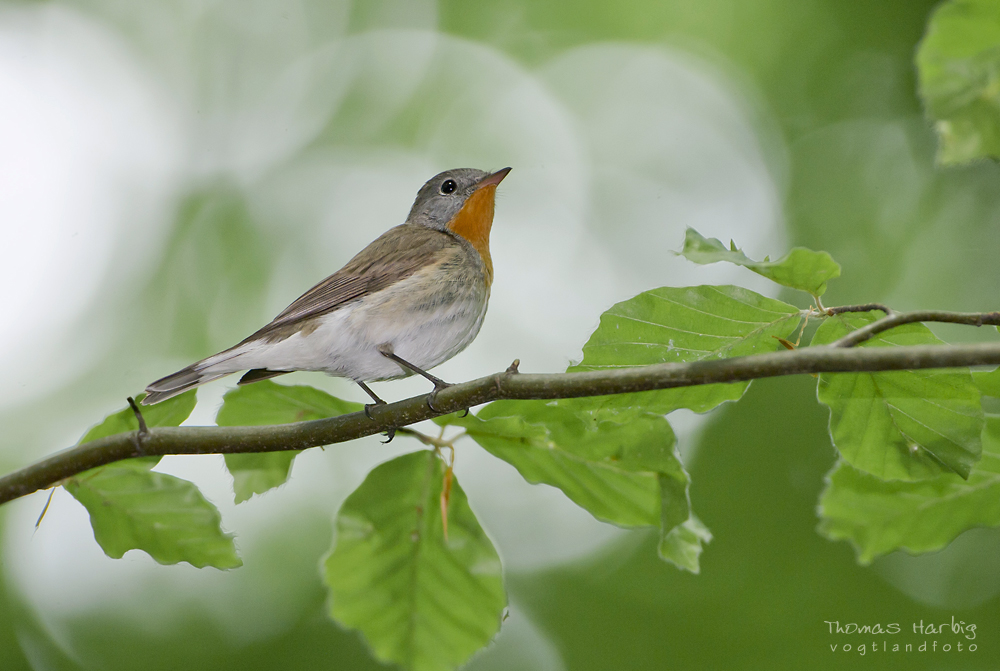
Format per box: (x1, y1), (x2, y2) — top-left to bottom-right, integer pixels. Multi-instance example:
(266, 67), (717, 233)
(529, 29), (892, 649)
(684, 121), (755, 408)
(142, 167), (511, 410)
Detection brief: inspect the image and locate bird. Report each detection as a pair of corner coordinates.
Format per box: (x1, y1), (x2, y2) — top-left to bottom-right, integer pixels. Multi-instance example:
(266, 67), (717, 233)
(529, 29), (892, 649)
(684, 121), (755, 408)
(142, 167), (511, 412)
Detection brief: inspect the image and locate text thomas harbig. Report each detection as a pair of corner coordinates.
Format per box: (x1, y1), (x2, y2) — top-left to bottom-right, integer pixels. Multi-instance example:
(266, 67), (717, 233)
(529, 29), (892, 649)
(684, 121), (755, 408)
(825, 618), (978, 654)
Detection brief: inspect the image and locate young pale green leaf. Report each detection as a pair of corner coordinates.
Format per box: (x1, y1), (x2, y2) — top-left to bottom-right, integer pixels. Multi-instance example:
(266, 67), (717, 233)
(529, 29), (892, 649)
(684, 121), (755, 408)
(813, 313), (983, 481)
(679, 229), (841, 296)
(570, 285), (801, 417)
(322, 451), (505, 671)
(818, 414), (1000, 564)
(659, 514), (712, 574)
(217, 381), (362, 502)
(917, 0), (1000, 165)
(64, 461), (241, 569)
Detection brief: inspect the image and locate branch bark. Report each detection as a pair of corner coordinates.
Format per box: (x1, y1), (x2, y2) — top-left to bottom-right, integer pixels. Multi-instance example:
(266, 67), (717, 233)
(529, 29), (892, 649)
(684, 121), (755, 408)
(830, 310), (1000, 347)
(3, 341), (1000, 506)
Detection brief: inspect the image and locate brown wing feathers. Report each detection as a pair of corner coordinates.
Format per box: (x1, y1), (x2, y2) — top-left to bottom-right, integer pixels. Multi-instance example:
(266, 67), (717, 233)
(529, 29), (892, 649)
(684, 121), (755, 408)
(244, 225), (456, 344)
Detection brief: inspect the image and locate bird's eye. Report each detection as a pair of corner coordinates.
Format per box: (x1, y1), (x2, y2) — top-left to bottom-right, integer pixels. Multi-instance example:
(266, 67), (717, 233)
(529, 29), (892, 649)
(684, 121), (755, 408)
(440, 179), (457, 194)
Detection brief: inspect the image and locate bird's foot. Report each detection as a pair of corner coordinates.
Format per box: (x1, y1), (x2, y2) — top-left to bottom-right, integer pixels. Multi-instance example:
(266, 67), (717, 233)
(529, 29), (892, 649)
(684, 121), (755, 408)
(358, 381), (387, 420)
(381, 427), (397, 444)
(426, 381), (452, 413)
(364, 400), (386, 420)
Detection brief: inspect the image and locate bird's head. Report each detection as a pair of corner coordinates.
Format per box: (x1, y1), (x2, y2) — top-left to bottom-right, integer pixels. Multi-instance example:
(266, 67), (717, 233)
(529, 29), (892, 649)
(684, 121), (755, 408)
(406, 167), (511, 231)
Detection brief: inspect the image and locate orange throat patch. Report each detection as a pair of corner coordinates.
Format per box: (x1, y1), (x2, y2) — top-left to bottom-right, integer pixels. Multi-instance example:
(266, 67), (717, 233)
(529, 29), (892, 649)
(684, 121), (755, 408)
(446, 184), (496, 285)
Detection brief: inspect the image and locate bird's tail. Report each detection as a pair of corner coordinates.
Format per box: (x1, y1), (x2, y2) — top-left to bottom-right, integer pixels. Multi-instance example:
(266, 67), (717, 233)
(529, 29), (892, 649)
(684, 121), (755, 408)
(142, 339), (296, 404)
(142, 345), (252, 405)
(142, 362), (232, 405)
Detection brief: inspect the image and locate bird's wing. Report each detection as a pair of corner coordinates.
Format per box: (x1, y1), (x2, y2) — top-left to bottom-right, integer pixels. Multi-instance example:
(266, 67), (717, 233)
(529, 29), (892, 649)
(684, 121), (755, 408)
(247, 224), (457, 342)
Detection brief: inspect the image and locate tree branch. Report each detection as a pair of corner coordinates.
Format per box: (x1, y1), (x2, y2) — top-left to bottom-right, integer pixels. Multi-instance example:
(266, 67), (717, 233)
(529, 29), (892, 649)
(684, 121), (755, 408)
(830, 310), (1000, 347)
(827, 303), (893, 317)
(4, 341), (1000, 506)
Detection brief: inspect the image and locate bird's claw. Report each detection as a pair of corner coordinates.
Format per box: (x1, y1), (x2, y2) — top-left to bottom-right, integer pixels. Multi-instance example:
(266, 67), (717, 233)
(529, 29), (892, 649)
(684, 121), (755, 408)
(426, 382), (452, 413)
(381, 428), (397, 443)
(364, 400), (386, 420)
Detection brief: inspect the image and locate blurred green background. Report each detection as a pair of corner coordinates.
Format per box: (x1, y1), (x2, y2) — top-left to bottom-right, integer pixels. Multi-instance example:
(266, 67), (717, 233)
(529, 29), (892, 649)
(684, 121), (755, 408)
(2, 0), (1000, 669)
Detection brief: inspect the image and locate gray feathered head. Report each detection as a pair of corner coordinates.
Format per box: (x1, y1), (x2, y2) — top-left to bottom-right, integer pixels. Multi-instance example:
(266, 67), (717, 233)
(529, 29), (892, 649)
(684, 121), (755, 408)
(406, 168), (510, 229)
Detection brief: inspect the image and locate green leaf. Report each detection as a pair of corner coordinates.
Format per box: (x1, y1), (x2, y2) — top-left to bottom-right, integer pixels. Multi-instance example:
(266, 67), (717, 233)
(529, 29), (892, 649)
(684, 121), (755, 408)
(322, 451), (505, 671)
(679, 228), (841, 296)
(65, 390), (237, 568)
(917, 0), (1000, 164)
(64, 460), (241, 569)
(659, 514), (712, 574)
(216, 381), (362, 502)
(973, 366), (1000, 397)
(461, 401), (674, 526)
(222, 452), (297, 505)
(818, 414), (1000, 564)
(217, 380), (363, 425)
(443, 397), (709, 572)
(80, 391), (197, 468)
(820, 312), (1000, 561)
(813, 313), (983, 481)
(571, 285), (801, 417)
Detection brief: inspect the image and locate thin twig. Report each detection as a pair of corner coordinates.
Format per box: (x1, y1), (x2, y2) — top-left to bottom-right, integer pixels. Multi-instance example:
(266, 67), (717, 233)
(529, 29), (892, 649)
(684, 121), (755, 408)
(827, 303), (893, 317)
(831, 310), (1000, 348)
(34, 489), (55, 529)
(5, 341), (1000, 506)
(127, 396), (149, 435)
(126, 396), (151, 456)
(396, 427), (466, 450)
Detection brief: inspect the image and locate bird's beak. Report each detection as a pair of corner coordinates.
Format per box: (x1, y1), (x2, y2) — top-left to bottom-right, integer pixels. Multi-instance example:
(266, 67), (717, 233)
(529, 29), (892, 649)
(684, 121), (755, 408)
(475, 167), (512, 189)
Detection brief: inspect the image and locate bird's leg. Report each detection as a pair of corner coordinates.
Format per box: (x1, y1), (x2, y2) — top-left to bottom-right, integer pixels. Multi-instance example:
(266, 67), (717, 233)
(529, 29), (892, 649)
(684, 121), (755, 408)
(377, 344), (450, 412)
(378, 347), (450, 388)
(357, 381), (395, 442)
(357, 381), (386, 419)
